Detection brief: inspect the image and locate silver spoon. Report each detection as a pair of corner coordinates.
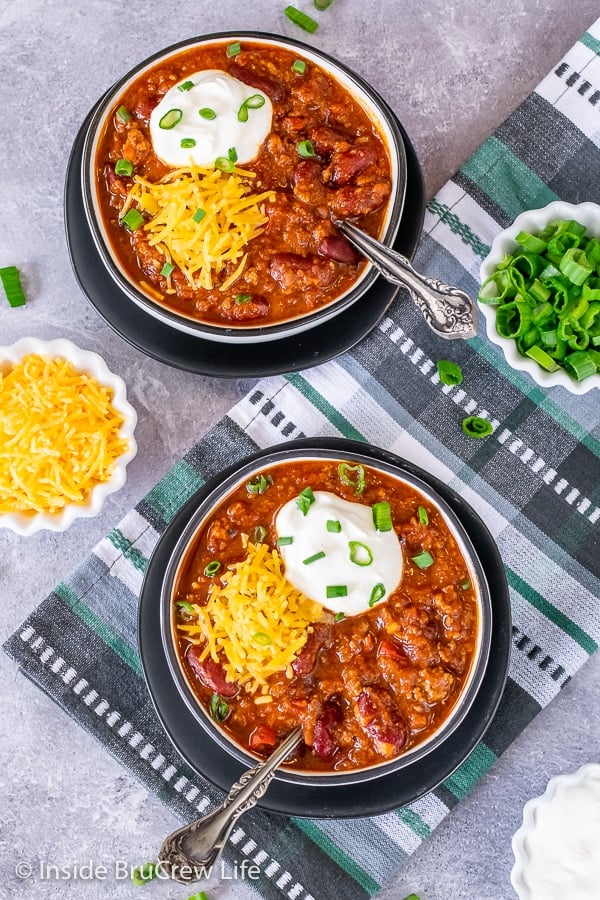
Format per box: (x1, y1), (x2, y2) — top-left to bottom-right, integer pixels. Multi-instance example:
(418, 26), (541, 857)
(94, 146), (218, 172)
(157, 726), (303, 884)
(333, 216), (477, 340)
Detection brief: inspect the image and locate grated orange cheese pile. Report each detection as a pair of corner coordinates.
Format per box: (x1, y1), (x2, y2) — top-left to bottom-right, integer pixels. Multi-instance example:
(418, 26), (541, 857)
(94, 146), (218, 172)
(0, 354), (129, 515)
(123, 166), (275, 291)
(177, 540), (324, 696)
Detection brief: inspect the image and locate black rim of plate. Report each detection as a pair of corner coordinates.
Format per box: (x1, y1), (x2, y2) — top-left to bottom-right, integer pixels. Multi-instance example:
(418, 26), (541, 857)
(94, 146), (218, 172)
(64, 110), (425, 379)
(138, 437), (511, 818)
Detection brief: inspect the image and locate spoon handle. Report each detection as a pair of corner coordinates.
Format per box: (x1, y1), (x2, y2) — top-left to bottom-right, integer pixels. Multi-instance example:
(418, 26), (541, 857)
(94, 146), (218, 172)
(334, 218), (477, 340)
(157, 727), (303, 884)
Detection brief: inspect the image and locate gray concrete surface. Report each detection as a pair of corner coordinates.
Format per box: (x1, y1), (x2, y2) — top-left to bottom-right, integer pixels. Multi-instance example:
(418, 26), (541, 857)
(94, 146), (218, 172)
(1, 1), (599, 898)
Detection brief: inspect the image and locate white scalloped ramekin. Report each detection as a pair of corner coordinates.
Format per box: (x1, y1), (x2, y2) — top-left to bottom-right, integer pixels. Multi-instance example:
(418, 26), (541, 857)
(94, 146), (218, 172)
(0, 337), (137, 536)
(479, 200), (600, 394)
(511, 762), (600, 899)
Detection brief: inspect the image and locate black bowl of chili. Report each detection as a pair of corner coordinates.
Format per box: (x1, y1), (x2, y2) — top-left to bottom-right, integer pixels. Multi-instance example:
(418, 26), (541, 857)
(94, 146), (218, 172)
(157, 440), (493, 787)
(81, 32), (407, 344)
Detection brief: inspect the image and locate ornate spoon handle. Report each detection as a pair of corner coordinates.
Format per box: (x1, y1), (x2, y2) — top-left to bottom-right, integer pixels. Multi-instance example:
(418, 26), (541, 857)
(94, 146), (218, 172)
(333, 217), (477, 340)
(157, 727), (303, 884)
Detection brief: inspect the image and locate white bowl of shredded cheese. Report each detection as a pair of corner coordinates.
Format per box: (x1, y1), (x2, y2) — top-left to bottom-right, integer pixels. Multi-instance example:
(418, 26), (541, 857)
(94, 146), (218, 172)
(0, 337), (137, 535)
(511, 763), (600, 900)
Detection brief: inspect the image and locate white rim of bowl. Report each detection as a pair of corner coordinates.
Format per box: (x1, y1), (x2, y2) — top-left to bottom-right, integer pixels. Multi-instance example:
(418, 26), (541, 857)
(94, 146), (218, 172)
(0, 337), (138, 535)
(81, 31), (407, 343)
(479, 200), (600, 394)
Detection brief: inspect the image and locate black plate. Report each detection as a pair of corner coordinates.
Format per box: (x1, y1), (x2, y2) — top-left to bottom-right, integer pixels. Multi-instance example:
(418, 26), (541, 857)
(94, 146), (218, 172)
(138, 438), (511, 818)
(64, 112), (425, 378)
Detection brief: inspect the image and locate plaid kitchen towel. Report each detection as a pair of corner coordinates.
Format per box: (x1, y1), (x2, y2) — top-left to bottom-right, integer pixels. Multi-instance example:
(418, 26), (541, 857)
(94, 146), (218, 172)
(5, 17), (600, 900)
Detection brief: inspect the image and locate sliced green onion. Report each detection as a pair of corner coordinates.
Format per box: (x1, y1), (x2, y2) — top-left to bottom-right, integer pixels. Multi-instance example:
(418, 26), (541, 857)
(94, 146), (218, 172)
(199, 107), (217, 120)
(249, 525), (267, 544)
(0, 266), (26, 307)
(303, 550), (326, 565)
(368, 583), (386, 607)
(338, 462), (366, 494)
(158, 108), (183, 130)
(326, 585), (348, 599)
(285, 5), (319, 32)
(181, 137), (197, 149)
(525, 345), (560, 372)
(120, 208), (144, 231)
(297, 139), (315, 158)
(334, 612), (345, 622)
(186, 892), (209, 900)
(412, 550), (434, 569)
(214, 155), (235, 173)
(559, 247), (593, 285)
(460, 578), (471, 590)
(563, 350), (597, 381)
(203, 560), (221, 577)
(418, 506), (429, 526)
(209, 693), (230, 722)
(296, 486), (315, 515)
(252, 631), (272, 645)
(114, 158), (133, 176)
(192, 208), (206, 223)
(401, 894), (421, 900)
(227, 41), (242, 57)
(436, 359), (463, 385)
(178, 80), (195, 92)
(228, 146), (238, 162)
(160, 262), (175, 278)
(326, 519), (341, 533)
(234, 293), (252, 304)
(131, 862), (157, 886)
(348, 541), (373, 567)
(372, 501), (392, 532)
(314, 0), (333, 7)
(245, 93), (266, 109)
(176, 600), (195, 616)
(292, 58), (307, 74)
(277, 536), (294, 546)
(515, 230), (547, 253)
(462, 415), (493, 439)
(246, 473), (273, 495)
(116, 105), (131, 123)
(237, 103), (249, 123)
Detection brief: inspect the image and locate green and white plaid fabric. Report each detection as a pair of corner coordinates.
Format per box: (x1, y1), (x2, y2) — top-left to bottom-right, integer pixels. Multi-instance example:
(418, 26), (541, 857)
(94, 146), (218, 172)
(5, 18), (600, 900)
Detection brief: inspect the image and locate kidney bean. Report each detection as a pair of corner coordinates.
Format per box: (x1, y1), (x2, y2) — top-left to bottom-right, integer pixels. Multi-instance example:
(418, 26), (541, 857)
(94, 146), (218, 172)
(291, 160), (328, 206)
(104, 165), (128, 202)
(329, 143), (379, 186)
(330, 180), (391, 218)
(248, 725), (278, 753)
(355, 687), (407, 757)
(187, 647), (239, 697)
(269, 253), (337, 293)
(133, 93), (159, 120)
(228, 63), (287, 102)
(312, 700), (342, 759)
(317, 235), (360, 265)
(292, 623), (332, 676)
(377, 639), (408, 661)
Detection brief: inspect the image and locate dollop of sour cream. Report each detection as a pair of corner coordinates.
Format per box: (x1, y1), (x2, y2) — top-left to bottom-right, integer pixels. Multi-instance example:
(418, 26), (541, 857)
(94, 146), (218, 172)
(149, 70), (273, 168)
(275, 491), (403, 617)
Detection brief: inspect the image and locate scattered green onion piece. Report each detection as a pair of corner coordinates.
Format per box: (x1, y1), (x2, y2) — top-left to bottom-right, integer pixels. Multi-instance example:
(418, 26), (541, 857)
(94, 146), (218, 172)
(203, 560), (221, 577)
(116, 104), (131, 123)
(234, 293), (253, 304)
(178, 80), (195, 92)
(326, 585), (348, 599)
(297, 139), (315, 158)
(120, 208), (144, 231)
(181, 137), (197, 149)
(462, 415), (493, 439)
(372, 501), (392, 532)
(559, 247), (593, 285)
(176, 600), (195, 616)
(199, 107), (217, 120)
(338, 462), (366, 494)
(496, 300), (532, 338)
(412, 550), (434, 569)
(285, 5), (319, 31)
(515, 230), (547, 253)
(417, 506), (429, 526)
(253, 631), (272, 646)
(237, 103), (249, 123)
(209, 693), (230, 722)
(192, 208), (206, 223)
(436, 359), (463, 385)
(296, 486), (315, 515)
(249, 525), (267, 544)
(368, 583), (386, 607)
(245, 93), (266, 109)
(314, 0), (333, 7)
(131, 862), (157, 886)
(227, 42), (241, 57)
(228, 146), (238, 162)
(246, 473), (273, 495)
(402, 894), (421, 900)
(292, 58), (307, 74)
(334, 612), (345, 622)
(326, 519), (341, 533)
(159, 108), (183, 130)
(0, 266), (26, 307)
(348, 541), (373, 567)
(525, 345), (561, 372)
(160, 262), (175, 278)
(186, 892), (209, 900)
(460, 578), (471, 590)
(303, 550), (326, 565)
(563, 350), (597, 381)
(277, 536), (294, 546)
(115, 158), (133, 176)
(215, 155), (235, 173)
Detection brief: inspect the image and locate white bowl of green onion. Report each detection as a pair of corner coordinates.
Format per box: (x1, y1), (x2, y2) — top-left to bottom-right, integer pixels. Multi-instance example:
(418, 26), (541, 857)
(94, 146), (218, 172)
(479, 201), (600, 393)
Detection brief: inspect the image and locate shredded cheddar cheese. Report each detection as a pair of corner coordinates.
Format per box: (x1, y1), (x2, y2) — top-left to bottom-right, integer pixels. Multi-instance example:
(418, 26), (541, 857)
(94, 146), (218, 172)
(0, 354), (129, 515)
(123, 166), (275, 291)
(179, 541), (323, 695)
